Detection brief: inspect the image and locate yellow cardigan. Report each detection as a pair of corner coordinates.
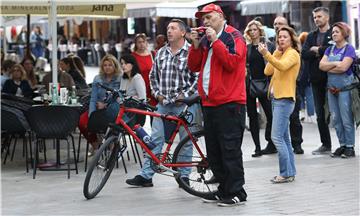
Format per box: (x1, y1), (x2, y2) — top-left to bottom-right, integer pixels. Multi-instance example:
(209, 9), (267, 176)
(264, 47), (300, 101)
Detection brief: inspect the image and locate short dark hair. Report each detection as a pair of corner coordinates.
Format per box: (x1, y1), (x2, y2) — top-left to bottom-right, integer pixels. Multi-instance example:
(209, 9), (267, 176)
(312, 7), (329, 15)
(2, 59), (16, 71)
(120, 54), (141, 79)
(169, 19), (187, 32)
(254, 16), (264, 24)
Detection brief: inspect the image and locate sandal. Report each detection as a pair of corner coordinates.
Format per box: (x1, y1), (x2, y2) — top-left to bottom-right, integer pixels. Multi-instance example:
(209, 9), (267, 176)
(270, 176), (295, 184)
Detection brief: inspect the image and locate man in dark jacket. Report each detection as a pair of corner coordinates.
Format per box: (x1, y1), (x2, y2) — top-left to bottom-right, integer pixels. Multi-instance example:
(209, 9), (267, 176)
(188, 3), (247, 207)
(301, 7), (332, 155)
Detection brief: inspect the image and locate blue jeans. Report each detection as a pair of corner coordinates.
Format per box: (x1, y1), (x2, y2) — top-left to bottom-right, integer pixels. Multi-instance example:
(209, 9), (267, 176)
(139, 103), (198, 179)
(300, 85), (315, 116)
(327, 73), (355, 147)
(271, 98), (296, 177)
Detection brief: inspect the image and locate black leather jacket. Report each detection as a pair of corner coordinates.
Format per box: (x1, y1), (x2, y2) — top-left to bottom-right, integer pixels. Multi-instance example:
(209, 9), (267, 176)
(301, 28), (332, 84)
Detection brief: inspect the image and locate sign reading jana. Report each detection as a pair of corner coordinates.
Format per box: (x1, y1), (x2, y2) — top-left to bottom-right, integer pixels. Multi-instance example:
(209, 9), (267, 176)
(0, 4), (126, 17)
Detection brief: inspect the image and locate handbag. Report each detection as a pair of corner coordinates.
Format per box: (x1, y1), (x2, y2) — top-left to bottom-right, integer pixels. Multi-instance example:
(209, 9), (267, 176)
(249, 78), (269, 98)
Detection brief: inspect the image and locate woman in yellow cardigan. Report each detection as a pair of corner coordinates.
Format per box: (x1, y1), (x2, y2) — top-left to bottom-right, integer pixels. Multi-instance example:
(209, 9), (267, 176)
(258, 26), (301, 183)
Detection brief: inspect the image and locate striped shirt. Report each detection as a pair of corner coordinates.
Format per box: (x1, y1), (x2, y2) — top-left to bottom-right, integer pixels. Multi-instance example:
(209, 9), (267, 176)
(149, 40), (197, 104)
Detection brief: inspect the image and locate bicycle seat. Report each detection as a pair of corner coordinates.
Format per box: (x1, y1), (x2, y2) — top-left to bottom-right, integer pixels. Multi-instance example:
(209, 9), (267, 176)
(176, 94), (201, 106)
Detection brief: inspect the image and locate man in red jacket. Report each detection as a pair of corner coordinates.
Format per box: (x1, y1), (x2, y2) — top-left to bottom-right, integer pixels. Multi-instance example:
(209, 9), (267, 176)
(188, 3), (247, 207)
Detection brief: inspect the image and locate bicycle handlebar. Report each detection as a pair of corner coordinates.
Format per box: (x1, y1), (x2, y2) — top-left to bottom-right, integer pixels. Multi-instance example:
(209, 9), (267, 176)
(97, 83), (158, 112)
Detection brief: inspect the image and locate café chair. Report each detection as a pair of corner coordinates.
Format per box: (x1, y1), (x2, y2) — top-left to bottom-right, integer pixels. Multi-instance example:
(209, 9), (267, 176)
(1, 110), (32, 173)
(26, 105), (80, 179)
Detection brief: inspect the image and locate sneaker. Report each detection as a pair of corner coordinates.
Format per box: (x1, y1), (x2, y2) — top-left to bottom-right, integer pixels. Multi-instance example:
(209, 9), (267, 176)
(312, 146), (331, 155)
(125, 175), (153, 187)
(217, 196), (245, 207)
(341, 147), (355, 158)
(330, 146), (346, 157)
(204, 175), (219, 184)
(202, 193), (221, 203)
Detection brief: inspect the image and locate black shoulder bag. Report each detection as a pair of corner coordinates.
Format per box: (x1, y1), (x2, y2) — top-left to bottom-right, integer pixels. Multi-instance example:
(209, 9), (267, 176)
(247, 44), (269, 98)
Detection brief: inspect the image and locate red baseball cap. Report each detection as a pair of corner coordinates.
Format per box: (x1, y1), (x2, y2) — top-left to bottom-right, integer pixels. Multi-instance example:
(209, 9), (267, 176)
(195, 3), (224, 19)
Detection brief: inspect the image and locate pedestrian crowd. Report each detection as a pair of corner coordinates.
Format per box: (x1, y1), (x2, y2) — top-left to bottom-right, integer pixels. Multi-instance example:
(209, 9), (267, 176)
(1, 3), (359, 208)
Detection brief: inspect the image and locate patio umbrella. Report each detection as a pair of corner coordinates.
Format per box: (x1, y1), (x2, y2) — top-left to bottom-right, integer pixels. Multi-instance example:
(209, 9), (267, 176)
(1, 0), (126, 88)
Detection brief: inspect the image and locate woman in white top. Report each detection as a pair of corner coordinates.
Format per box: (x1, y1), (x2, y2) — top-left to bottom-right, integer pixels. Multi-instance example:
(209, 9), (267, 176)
(120, 54), (146, 99)
(120, 54), (147, 126)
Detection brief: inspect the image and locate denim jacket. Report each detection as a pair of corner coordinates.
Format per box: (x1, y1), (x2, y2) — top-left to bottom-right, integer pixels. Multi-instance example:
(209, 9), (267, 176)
(89, 74), (121, 116)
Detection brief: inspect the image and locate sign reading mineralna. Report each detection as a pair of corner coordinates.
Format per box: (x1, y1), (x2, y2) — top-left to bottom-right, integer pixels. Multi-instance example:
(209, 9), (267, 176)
(0, 4), (126, 17)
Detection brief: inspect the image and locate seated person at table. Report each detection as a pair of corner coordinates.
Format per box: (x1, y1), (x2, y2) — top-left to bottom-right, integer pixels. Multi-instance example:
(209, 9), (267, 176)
(78, 54), (122, 155)
(42, 58), (76, 93)
(71, 55), (87, 80)
(2, 64), (33, 98)
(1, 59), (16, 90)
(21, 56), (39, 89)
(60, 56), (88, 90)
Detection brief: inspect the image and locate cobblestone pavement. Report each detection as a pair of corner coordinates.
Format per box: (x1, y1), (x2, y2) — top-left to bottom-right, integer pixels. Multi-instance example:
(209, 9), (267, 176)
(1, 121), (359, 215)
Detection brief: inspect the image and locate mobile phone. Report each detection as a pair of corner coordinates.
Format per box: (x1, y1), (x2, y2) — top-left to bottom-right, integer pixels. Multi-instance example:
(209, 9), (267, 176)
(196, 26), (207, 32)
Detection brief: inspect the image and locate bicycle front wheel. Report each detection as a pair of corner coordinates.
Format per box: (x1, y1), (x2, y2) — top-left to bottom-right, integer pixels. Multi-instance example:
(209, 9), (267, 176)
(83, 135), (120, 199)
(172, 130), (218, 199)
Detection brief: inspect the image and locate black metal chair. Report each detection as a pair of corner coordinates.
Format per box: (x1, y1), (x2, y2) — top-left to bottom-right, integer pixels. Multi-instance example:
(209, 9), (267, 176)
(26, 105), (80, 179)
(1, 109), (32, 173)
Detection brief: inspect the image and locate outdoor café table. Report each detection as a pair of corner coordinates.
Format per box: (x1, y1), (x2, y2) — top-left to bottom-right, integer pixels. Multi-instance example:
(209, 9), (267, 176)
(28, 102), (82, 171)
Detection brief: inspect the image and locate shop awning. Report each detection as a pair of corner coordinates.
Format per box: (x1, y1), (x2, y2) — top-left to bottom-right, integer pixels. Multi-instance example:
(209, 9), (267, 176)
(127, 2), (197, 18)
(0, 0), (126, 17)
(127, 0), (215, 18)
(237, 0), (289, 16)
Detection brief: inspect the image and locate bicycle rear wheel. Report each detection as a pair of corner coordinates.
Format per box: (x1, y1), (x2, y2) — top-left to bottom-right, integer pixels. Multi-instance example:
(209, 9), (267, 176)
(172, 130), (218, 199)
(83, 135), (120, 199)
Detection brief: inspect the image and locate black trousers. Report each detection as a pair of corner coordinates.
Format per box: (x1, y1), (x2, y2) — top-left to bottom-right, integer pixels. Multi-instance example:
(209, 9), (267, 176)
(290, 91), (303, 148)
(312, 83), (332, 148)
(202, 103), (247, 200)
(246, 93), (273, 151)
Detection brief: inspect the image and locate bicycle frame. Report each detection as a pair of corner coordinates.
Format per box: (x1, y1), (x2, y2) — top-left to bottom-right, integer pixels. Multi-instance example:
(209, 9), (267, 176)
(112, 102), (207, 170)
(84, 85), (216, 200)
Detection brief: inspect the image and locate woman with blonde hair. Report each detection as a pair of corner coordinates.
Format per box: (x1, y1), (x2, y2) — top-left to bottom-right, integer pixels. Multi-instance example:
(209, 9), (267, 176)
(2, 64), (33, 98)
(244, 19), (276, 157)
(258, 26), (301, 183)
(78, 54), (122, 153)
(319, 22), (356, 158)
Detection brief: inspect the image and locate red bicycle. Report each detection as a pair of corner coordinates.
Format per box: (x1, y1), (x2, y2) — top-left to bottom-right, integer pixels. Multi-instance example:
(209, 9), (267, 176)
(83, 84), (217, 199)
